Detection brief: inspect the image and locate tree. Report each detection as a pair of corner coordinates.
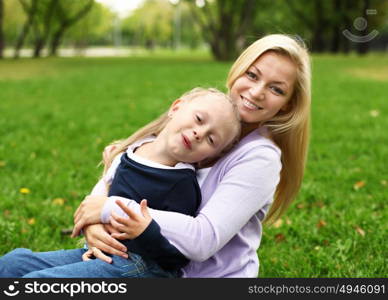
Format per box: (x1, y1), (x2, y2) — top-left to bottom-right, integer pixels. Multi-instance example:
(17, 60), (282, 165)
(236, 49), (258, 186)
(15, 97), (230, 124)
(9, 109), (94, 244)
(14, 0), (38, 58)
(49, 0), (94, 56)
(0, 0), (4, 58)
(187, 0), (260, 61)
(31, 0), (58, 58)
(65, 2), (115, 50)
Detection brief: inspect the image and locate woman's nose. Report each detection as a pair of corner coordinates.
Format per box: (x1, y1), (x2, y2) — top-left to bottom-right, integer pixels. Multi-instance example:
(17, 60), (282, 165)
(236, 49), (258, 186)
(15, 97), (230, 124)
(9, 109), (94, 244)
(249, 83), (265, 100)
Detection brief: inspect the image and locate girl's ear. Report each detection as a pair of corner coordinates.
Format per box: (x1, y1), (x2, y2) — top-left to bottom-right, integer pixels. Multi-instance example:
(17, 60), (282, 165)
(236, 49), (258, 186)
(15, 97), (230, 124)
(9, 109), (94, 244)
(168, 99), (183, 117)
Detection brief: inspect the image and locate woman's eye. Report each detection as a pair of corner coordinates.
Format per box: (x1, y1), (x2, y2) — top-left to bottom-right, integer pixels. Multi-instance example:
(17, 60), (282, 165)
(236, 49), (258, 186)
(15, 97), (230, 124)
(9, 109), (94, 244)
(196, 115), (202, 122)
(271, 86), (285, 95)
(246, 71), (257, 80)
(208, 136), (214, 145)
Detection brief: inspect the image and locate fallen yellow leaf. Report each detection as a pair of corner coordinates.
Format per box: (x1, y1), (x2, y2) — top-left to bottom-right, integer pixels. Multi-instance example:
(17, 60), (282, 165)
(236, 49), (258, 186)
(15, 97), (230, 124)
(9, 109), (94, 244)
(381, 180), (387, 186)
(27, 218), (36, 225)
(369, 110), (379, 117)
(0, 161), (6, 167)
(353, 181), (365, 190)
(317, 219), (327, 229)
(355, 226), (365, 237)
(273, 218), (283, 228)
(20, 188), (30, 194)
(275, 233), (286, 243)
(52, 198), (65, 205)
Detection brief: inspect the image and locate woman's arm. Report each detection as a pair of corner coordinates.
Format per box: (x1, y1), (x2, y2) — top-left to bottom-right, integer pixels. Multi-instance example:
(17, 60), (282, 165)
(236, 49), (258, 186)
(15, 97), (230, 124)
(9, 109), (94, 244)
(102, 145), (281, 262)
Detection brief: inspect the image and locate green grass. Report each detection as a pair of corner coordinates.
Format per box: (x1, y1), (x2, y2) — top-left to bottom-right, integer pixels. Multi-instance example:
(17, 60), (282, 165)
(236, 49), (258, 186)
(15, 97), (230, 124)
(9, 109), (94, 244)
(0, 52), (387, 277)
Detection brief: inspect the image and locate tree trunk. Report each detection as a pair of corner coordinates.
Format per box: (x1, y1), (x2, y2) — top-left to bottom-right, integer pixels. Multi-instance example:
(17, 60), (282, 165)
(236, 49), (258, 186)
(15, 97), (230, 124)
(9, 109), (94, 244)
(33, 37), (45, 58)
(341, 0), (352, 54)
(49, 0), (94, 56)
(330, 0), (341, 53)
(50, 27), (66, 56)
(0, 0), (4, 59)
(14, 0), (38, 59)
(356, 0), (370, 55)
(311, 0), (326, 52)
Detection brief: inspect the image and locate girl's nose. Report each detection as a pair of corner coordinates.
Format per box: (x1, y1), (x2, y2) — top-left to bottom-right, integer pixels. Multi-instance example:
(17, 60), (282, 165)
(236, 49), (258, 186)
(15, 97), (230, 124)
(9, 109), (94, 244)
(193, 130), (202, 141)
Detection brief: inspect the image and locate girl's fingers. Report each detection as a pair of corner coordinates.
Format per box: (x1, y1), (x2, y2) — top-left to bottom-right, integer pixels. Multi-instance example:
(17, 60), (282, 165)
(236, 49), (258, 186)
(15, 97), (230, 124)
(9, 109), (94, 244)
(140, 199), (151, 219)
(104, 224), (121, 234)
(111, 212), (131, 226)
(115, 200), (139, 221)
(110, 214), (129, 233)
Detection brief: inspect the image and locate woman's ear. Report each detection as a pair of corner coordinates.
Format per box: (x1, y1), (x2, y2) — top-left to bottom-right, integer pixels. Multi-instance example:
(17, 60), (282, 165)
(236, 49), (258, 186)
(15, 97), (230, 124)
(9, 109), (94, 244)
(168, 99), (183, 117)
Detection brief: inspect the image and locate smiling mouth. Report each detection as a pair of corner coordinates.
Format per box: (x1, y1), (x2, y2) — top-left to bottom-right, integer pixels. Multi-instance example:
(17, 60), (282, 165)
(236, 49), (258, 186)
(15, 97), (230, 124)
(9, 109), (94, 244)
(182, 134), (192, 149)
(241, 96), (263, 110)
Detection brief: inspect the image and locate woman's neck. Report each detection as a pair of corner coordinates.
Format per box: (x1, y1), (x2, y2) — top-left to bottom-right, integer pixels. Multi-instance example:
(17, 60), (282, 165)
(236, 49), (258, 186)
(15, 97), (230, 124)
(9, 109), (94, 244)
(240, 123), (259, 139)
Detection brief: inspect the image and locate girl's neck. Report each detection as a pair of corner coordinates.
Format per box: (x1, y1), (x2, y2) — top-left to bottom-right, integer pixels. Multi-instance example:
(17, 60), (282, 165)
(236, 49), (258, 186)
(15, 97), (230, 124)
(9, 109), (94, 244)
(134, 139), (178, 167)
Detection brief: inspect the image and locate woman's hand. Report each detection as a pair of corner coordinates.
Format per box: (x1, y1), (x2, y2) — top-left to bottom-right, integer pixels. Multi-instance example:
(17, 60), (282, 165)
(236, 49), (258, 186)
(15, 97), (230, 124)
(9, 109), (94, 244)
(71, 195), (109, 237)
(110, 200), (152, 240)
(82, 224), (128, 263)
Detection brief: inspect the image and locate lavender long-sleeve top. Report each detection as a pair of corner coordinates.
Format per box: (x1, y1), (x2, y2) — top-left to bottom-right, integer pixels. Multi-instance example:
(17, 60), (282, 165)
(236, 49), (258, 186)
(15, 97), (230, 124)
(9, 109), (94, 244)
(98, 129), (282, 277)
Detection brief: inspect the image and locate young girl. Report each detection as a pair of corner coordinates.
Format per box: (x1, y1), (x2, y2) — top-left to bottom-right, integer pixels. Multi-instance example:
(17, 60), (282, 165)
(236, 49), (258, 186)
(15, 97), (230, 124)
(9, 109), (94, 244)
(0, 88), (241, 278)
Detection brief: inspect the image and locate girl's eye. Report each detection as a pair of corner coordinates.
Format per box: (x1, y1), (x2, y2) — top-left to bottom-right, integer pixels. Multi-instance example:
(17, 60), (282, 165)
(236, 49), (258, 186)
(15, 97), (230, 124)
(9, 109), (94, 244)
(246, 71), (257, 80)
(196, 115), (202, 122)
(208, 136), (214, 145)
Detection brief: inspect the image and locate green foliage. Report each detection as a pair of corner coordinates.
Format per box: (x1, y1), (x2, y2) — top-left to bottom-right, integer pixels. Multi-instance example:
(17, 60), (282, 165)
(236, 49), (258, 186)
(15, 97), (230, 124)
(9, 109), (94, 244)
(3, 0), (25, 42)
(0, 53), (386, 277)
(64, 1), (115, 46)
(121, 0), (202, 49)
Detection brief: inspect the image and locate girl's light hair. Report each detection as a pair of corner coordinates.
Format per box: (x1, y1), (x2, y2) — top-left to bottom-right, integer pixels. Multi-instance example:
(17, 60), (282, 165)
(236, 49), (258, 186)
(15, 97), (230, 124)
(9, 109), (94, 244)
(103, 87), (241, 175)
(227, 34), (311, 224)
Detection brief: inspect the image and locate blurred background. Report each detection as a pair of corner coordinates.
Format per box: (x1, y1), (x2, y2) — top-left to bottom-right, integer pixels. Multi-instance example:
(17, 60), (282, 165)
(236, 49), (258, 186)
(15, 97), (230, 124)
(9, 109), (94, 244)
(0, 0), (387, 60)
(0, 0), (387, 277)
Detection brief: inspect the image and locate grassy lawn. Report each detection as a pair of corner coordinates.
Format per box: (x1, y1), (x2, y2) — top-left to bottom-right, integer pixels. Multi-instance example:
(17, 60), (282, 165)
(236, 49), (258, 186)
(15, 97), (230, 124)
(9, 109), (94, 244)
(0, 52), (387, 277)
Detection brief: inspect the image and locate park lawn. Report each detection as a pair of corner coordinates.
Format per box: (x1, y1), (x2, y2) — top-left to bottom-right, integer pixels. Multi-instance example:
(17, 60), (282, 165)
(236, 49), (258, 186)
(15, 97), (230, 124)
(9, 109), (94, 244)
(0, 52), (387, 277)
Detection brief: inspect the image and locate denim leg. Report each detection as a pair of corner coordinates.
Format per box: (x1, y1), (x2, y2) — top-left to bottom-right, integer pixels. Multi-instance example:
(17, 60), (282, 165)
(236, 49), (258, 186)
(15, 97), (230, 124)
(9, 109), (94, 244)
(0, 248), (85, 278)
(24, 253), (179, 278)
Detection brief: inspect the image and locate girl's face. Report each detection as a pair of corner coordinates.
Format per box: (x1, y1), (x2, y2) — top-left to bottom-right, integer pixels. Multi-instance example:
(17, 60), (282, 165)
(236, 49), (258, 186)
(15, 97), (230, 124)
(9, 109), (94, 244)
(230, 51), (297, 129)
(160, 96), (238, 164)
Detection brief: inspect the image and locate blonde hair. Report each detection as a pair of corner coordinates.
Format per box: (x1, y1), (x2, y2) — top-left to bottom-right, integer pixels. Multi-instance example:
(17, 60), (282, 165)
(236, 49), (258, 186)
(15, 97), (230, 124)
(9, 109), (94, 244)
(103, 87), (241, 175)
(227, 34), (311, 223)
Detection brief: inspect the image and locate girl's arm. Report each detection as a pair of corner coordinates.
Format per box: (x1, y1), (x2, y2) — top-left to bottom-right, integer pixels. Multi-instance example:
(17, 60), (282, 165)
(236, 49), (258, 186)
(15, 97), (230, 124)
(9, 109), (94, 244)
(102, 145), (281, 262)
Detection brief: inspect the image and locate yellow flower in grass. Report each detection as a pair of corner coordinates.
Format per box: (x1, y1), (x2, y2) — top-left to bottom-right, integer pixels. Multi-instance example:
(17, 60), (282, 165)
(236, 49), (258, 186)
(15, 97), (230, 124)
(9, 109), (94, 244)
(52, 198), (65, 205)
(20, 188), (30, 194)
(27, 218), (36, 225)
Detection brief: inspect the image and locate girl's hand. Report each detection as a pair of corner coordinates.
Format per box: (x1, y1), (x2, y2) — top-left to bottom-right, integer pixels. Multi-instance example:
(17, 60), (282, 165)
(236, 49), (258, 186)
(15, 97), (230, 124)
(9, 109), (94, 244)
(72, 195), (108, 237)
(110, 199), (152, 240)
(83, 224), (128, 263)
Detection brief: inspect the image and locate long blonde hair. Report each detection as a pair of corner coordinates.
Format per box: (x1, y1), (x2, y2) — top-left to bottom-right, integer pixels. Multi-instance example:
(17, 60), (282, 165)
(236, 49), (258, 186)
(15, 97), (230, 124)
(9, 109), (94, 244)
(227, 34), (311, 223)
(103, 87), (241, 175)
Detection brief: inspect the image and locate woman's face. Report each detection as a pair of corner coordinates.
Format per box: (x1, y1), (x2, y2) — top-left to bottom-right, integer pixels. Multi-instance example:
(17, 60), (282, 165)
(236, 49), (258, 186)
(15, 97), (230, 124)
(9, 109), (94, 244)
(230, 51), (297, 128)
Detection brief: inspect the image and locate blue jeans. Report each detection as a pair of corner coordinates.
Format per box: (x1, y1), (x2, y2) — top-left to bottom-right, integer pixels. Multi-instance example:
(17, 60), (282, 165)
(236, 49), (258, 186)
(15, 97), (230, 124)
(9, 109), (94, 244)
(0, 248), (179, 278)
